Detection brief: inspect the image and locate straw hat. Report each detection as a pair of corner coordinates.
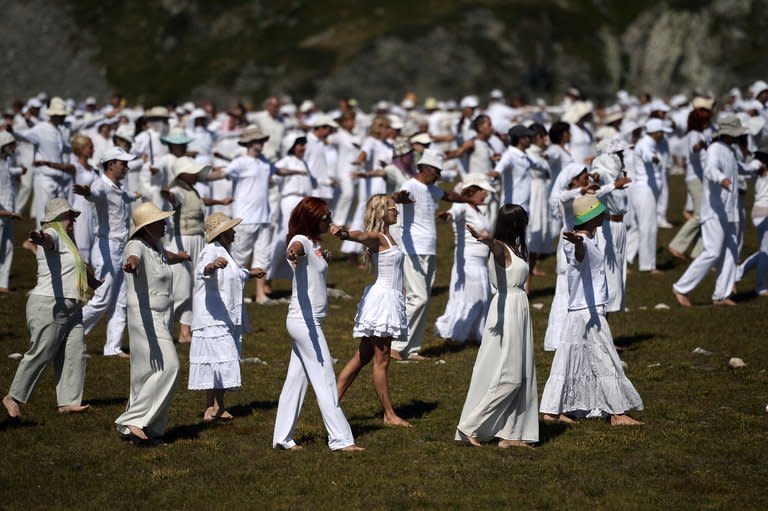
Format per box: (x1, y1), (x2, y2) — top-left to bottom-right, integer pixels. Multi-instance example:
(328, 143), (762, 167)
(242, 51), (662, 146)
(161, 127), (193, 145)
(735, 113), (766, 137)
(715, 116), (748, 138)
(416, 149), (444, 172)
(572, 195), (606, 226)
(0, 130), (15, 148)
(602, 110), (624, 125)
(392, 137), (412, 158)
(562, 101), (593, 123)
(692, 96), (715, 110)
(238, 125), (269, 146)
(204, 212), (242, 243)
(113, 125), (135, 144)
(46, 97), (68, 116)
(462, 173), (495, 192)
(145, 106), (171, 119)
(424, 97), (438, 110)
(130, 202), (174, 238)
(299, 100), (315, 113)
(312, 114), (339, 129)
(41, 198), (80, 223)
(172, 156), (211, 180)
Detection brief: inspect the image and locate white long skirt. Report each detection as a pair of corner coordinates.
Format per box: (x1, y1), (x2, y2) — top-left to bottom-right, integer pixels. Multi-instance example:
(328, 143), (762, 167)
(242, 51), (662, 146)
(539, 306), (643, 416)
(544, 241), (568, 351)
(434, 254), (490, 343)
(529, 178), (553, 254)
(597, 220), (627, 313)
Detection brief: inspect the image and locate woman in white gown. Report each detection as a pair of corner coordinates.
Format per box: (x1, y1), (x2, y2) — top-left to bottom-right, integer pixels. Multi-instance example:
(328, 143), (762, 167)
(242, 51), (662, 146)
(456, 204), (539, 448)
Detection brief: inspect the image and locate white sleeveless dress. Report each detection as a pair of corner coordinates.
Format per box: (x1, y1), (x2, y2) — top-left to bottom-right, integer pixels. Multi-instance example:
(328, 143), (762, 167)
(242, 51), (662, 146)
(352, 235), (408, 340)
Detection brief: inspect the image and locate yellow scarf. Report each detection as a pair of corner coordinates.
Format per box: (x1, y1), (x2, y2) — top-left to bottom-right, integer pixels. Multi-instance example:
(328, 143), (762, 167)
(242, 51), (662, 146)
(43, 221), (89, 304)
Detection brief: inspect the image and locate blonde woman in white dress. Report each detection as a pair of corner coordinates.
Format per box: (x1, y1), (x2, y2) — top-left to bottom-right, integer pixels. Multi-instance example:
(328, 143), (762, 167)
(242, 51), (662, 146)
(331, 194), (411, 427)
(116, 202), (191, 444)
(456, 204), (539, 449)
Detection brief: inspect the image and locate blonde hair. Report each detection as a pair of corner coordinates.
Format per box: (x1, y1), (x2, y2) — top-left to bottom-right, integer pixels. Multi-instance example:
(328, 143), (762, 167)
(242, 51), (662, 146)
(368, 115), (389, 139)
(71, 134), (92, 158)
(360, 193), (391, 269)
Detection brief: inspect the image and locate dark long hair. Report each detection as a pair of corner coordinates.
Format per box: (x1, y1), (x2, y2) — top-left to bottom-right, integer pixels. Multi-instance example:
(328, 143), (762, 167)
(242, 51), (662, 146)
(494, 204), (529, 262)
(687, 108), (711, 133)
(548, 121), (570, 144)
(286, 197), (328, 244)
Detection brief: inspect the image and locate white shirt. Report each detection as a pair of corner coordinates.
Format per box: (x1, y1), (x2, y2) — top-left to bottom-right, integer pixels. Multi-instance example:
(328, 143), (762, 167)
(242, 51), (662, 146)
(86, 174), (137, 241)
(327, 128), (360, 178)
(16, 122), (70, 180)
(494, 145), (546, 209)
(31, 227), (82, 300)
(447, 203), (491, 259)
(395, 178), (444, 255)
(0, 157), (23, 212)
(275, 155), (312, 197)
(140, 153), (175, 208)
(287, 235), (328, 319)
(631, 134), (663, 191)
(543, 144), (573, 194)
(188, 127), (216, 165)
(701, 141), (761, 223)
(305, 132), (335, 200)
(565, 234), (608, 310)
(486, 101), (516, 135)
(226, 153), (274, 224)
(133, 129), (167, 166)
(591, 153), (628, 216)
(252, 111), (285, 162)
(684, 130), (708, 182)
(569, 123), (595, 165)
(192, 242), (249, 331)
(752, 174), (768, 218)
(358, 135), (389, 195)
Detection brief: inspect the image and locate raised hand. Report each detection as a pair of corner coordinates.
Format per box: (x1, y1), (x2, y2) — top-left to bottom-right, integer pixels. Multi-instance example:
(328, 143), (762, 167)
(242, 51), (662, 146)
(562, 231), (584, 245)
(212, 257), (228, 270)
(466, 224), (490, 242)
(123, 255), (139, 274)
(73, 184), (91, 197)
(392, 190), (414, 204)
(614, 176), (632, 189)
(28, 230), (49, 245)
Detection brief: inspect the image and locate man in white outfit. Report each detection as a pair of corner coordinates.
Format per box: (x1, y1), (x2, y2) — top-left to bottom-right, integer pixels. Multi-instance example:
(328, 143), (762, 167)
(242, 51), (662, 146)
(75, 147), (139, 357)
(673, 117), (764, 307)
(628, 118), (671, 274)
(390, 149), (483, 360)
(491, 124), (549, 214)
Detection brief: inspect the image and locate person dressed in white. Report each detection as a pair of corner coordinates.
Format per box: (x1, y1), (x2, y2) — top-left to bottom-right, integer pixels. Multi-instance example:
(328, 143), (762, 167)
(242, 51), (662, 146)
(435, 176), (494, 345)
(187, 108), (217, 207)
(736, 145), (768, 296)
(11, 99), (41, 216)
(141, 126), (190, 211)
(543, 121), (574, 237)
(390, 150), (483, 360)
(456, 204), (539, 448)
(74, 147), (140, 357)
(305, 115), (339, 203)
(116, 202), (189, 444)
(592, 136), (633, 313)
(0, 132), (24, 292)
(492, 124), (549, 214)
(564, 102), (596, 165)
(133, 106), (170, 200)
(673, 117), (764, 307)
(189, 213), (266, 421)
(331, 194), (412, 427)
(526, 123), (554, 274)
(628, 118), (671, 274)
(273, 197), (363, 451)
(2, 199), (96, 419)
(70, 135), (98, 265)
(540, 195), (644, 426)
(328, 111), (360, 226)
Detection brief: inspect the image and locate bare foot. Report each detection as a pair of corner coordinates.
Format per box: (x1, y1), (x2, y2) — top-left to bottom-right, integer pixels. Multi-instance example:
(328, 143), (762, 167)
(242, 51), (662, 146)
(457, 429), (482, 447)
(713, 298), (737, 306)
(498, 439), (534, 449)
(389, 349), (403, 361)
(117, 351), (130, 359)
(340, 445), (365, 451)
(218, 410), (234, 421)
(408, 353), (430, 361)
(532, 266), (547, 277)
(0, 287), (10, 294)
(58, 404), (91, 414)
(759, 290), (768, 297)
(610, 414), (644, 426)
(649, 269), (664, 275)
(383, 415), (413, 427)
(673, 290), (693, 308)
(2, 394), (21, 418)
(127, 424), (149, 440)
(203, 407), (218, 422)
(667, 247), (689, 262)
(542, 413), (575, 424)
(287, 444), (303, 451)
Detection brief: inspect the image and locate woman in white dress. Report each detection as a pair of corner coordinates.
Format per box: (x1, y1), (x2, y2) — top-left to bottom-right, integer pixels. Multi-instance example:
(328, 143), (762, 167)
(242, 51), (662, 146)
(331, 194), (411, 427)
(272, 197), (363, 451)
(527, 122), (554, 275)
(456, 204), (539, 448)
(434, 176), (494, 345)
(70, 135), (98, 265)
(188, 212), (266, 421)
(115, 202), (190, 444)
(543, 121), (574, 238)
(540, 195), (643, 426)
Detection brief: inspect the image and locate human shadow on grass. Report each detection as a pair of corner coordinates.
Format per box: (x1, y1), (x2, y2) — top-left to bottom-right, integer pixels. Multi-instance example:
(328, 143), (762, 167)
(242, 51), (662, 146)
(528, 286), (556, 300)
(0, 417), (37, 431)
(614, 333), (656, 349)
(431, 285), (449, 297)
(227, 399), (278, 418)
(84, 396), (128, 408)
(162, 421), (212, 443)
(419, 340), (478, 358)
(536, 420), (570, 446)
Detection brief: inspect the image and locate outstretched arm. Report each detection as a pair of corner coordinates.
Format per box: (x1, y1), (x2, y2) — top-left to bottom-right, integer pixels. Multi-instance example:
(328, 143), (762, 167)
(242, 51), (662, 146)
(329, 224), (382, 252)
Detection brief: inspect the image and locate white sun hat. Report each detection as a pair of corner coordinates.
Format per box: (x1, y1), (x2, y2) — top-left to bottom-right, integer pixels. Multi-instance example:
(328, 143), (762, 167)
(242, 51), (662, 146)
(416, 149), (444, 172)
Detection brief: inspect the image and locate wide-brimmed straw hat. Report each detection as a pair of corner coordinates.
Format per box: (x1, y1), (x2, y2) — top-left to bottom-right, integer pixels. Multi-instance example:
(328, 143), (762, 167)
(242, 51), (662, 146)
(573, 194), (606, 226)
(416, 149), (444, 172)
(172, 156), (211, 181)
(41, 198), (80, 223)
(46, 97), (68, 116)
(562, 101), (593, 123)
(145, 106), (171, 119)
(691, 96), (715, 110)
(130, 202), (174, 238)
(238, 125), (269, 146)
(312, 114), (339, 129)
(715, 116), (748, 138)
(161, 127), (193, 145)
(204, 212), (242, 243)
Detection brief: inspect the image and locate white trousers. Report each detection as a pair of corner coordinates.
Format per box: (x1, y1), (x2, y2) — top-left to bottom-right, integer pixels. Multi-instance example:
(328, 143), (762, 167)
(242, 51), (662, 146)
(673, 219), (738, 301)
(82, 237), (127, 355)
(669, 178), (704, 258)
(231, 223), (271, 271)
(737, 216), (768, 294)
(628, 184), (658, 271)
(392, 254), (436, 358)
(333, 172), (356, 227)
(273, 317), (355, 450)
(0, 217), (14, 288)
(657, 168), (669, 222)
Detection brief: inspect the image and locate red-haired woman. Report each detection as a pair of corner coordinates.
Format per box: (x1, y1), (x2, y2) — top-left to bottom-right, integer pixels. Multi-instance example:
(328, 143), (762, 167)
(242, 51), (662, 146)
(272, 197), (364, 451)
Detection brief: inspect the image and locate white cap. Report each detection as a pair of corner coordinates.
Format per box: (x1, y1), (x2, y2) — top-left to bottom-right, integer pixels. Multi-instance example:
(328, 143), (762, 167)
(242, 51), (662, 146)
(644, 118), (672, 134)
(401, 98), (415, 109)
(490, 89), (504, 100)
(85, 96), (97, 105)
(0, 131), (15, 148)
(460, 95), (479, 109)
(750, 80), (768, 99)
(648, 99), (670, 112)
(100, 146), (137, 165)
(299, 100), (315, 113)
(388, 114), (404, 130)
(27, 98), (43, 109)
(374, 100), (390, 112)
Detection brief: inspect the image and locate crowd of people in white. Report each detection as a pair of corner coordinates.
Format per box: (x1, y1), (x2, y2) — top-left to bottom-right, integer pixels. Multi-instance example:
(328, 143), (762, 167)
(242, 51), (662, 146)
(1, 81), (766, 448)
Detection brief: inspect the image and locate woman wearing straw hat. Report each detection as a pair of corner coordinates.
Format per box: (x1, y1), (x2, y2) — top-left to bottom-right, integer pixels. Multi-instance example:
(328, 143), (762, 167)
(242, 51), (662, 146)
(188, 213), (265, 421)
(115, 202), (190, 443)
(161, 157), (230, 343)
(273, 197), (363, 451)
(3, 198), (99, 419)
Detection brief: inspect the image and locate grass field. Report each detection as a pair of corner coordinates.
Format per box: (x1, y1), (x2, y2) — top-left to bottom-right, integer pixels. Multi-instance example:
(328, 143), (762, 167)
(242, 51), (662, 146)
(1, 175), (767, 510)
